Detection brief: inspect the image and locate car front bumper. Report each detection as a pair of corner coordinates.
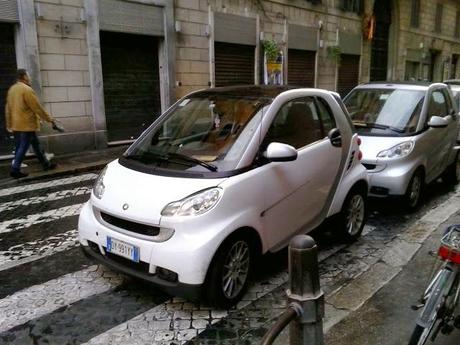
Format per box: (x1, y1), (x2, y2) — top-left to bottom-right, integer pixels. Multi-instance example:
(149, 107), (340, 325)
(78, 201), (228, 292)
(363, 160), (417, 197)
(80, 244), (202, 301)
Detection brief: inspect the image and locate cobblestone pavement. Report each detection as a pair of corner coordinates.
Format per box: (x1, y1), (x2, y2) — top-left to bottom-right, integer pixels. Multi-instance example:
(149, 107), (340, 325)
(0, 171), (458, 345)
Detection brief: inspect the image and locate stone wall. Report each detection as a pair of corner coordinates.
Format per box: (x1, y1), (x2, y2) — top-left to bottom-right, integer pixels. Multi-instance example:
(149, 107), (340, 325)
(395, 0), (460, 81)
(35, 0), (93, 154)
(173, 0), (363, 98)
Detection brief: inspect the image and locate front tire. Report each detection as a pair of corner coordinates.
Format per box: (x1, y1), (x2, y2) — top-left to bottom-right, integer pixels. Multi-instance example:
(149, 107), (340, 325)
(337, 187), (367, 242)
(206, 235), (253, 308)
(404, 169), (424, 210)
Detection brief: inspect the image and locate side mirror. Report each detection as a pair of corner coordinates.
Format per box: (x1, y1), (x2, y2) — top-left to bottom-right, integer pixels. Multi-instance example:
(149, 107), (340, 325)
(428, 116), (449, 128)
(264, 142), (298, 162)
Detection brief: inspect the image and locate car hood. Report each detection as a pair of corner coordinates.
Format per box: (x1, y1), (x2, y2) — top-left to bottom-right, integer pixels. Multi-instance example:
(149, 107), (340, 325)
(359, 135), (414, 161)
(91, 160), (227, 225)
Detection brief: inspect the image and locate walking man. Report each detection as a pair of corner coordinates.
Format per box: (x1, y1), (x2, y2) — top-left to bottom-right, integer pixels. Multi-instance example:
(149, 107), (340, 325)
(5, 69), (57, 178)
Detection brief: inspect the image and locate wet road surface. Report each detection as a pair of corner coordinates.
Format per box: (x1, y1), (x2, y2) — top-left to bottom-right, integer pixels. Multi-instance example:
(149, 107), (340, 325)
(0, 171), (458, 344)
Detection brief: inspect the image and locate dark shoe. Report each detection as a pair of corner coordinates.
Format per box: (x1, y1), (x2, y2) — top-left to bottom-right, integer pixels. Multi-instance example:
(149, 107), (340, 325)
(44, 162), (57, 171)
(10, 171), (29, 179)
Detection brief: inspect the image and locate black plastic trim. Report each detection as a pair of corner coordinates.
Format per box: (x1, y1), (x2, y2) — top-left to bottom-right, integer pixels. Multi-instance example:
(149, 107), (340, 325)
(81, 245), (202, 301)
(118, 157), (254, 179)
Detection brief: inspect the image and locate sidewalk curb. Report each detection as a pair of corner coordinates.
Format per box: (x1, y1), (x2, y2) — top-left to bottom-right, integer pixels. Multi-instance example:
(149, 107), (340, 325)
(323, 187), (460, 333)
(0, 161), (107, 188)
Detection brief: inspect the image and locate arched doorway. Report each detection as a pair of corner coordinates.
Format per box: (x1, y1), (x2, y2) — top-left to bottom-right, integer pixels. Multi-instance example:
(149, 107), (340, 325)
(370, 1), (392, 81)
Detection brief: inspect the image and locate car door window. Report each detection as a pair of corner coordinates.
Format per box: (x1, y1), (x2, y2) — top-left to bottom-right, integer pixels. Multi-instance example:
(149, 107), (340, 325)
(263, 97), (323, 150)
(315, 98), (337, 135)
(427, 90), (448, 124)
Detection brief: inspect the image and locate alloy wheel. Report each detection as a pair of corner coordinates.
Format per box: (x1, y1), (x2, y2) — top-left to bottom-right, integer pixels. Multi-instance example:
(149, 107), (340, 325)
(221, 240), (250, 299)
(346, 194), (365, 236)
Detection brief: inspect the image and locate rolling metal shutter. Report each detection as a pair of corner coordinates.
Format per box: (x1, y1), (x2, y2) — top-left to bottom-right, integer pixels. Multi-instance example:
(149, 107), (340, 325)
(337, 54), (360, 97)
(287, 49), (315, 87)
(100, 31), (161, 142)
(214, 13), (256, 46)
(0, 23), (17, 155)
(98, 0), (164, 36)
(0, 0), (19, 22)
(215, 42), (255, 87)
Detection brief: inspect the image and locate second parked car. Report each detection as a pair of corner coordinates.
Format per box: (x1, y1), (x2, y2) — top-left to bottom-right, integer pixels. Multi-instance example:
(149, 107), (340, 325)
(344, 82), (459, 208)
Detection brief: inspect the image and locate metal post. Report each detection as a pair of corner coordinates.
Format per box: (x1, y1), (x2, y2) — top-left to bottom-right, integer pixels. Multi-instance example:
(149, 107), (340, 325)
(287, 235), (324, 345)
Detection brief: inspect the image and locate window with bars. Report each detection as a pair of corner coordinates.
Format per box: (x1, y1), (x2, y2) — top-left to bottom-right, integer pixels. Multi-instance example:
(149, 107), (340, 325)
(339, 0), (364, 14)
(434, 3), (443, 33)
(410, 0), (420, 28)
(455, 11), (460, 38)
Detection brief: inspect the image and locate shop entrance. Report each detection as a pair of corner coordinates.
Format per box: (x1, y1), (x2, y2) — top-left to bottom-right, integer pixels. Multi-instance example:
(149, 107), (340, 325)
(0, 23), (17, 156)
(100, 31), (161, 143)
(370, 1), (392, 81)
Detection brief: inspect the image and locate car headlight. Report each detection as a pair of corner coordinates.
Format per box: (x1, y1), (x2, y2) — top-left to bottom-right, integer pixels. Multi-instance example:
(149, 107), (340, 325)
(161, 188), (222, 217)
(377, 141), (414, 158)
(93, 166), (107, 199)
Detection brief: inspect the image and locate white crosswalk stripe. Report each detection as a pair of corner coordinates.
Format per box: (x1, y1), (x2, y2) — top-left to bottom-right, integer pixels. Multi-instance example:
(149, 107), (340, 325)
(0, 186), (91, 212)
(0, 173), (96, 197)
(0, 265), (125, 333)
(0, 229), (79, 270)
(0, 204), (83, 234)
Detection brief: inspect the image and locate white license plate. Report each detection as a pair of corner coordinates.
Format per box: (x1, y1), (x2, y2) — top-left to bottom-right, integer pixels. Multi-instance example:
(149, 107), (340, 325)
(106, 237), (139, 262)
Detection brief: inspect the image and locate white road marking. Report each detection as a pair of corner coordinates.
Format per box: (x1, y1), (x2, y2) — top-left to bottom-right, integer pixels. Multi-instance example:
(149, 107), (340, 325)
(0, 229), (79, 270)
(0, 173), (96, 197)
(0, 186), (91, 212)
(0, 204), (83, 234)
(0, 265), (125, 333)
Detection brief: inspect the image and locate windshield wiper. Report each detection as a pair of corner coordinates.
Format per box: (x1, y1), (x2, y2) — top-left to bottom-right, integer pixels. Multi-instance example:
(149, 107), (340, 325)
(353, 122), (405, 133)
(125, 152), (218, 172)
(166, 152), (218, 172)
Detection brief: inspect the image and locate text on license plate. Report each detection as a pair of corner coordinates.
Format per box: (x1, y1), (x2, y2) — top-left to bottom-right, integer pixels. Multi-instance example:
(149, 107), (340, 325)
(106, 237), (139, 262)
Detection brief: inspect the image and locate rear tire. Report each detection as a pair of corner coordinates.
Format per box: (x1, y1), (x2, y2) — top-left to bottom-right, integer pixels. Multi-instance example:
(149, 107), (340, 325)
(206, 235), (254, 308)
(336, 187), (367, 242)
(441, 151), (459, 185)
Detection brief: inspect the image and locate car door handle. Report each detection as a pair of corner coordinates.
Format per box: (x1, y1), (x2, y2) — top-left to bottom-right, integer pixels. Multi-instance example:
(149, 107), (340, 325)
(328, 128), (342, 147)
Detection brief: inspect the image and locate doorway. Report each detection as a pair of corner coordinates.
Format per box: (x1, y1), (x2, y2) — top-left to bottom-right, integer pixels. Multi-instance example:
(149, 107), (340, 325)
(100, 31), (161, 143)
(0, 23), (17, 156)
(370, 1), (392, 81)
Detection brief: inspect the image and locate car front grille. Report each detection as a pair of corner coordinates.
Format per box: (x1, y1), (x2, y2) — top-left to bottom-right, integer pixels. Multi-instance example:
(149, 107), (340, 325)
(100, 212), (160, 237)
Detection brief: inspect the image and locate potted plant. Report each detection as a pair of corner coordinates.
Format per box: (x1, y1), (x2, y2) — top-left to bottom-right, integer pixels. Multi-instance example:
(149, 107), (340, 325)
(262, 39), (283, 84)
(327, 45), (342, 65)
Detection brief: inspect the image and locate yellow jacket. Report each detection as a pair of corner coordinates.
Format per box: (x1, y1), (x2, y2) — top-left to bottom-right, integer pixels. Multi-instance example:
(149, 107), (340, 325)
(5, 82), (53, 132)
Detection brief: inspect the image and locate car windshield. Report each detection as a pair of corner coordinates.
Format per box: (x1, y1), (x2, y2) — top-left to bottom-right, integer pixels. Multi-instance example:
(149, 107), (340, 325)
(449, 87), (460, 110)
(344, 88), (425, 136)
(123, 95), (270, 174)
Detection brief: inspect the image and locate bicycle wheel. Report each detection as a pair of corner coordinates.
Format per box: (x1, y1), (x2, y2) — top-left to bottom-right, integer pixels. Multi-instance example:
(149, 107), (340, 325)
(408, 269), (452, 345)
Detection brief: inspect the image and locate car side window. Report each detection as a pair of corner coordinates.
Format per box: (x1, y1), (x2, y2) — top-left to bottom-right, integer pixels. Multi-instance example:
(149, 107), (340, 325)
(315, 98), (337, 135)
(427, 90), (448, 123)
(262, 97), (323, 150)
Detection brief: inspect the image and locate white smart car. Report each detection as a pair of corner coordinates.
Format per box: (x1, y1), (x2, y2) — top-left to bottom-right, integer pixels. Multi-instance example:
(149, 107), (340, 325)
(78, 86), (368, 307)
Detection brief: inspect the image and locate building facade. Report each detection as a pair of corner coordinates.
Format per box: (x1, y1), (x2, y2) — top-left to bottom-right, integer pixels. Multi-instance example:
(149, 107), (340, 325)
(0, 0), (459, 157)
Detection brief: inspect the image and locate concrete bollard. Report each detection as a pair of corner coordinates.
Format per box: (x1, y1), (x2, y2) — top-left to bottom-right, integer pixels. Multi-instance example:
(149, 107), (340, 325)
(287, 235), (324, 345)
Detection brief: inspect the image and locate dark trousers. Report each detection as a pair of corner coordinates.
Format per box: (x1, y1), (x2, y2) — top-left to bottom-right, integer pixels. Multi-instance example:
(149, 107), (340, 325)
(12, 131), (49, 172)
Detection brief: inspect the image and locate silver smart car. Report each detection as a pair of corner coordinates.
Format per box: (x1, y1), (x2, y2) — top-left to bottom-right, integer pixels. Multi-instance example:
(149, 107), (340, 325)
(344, 82), (459, 208)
